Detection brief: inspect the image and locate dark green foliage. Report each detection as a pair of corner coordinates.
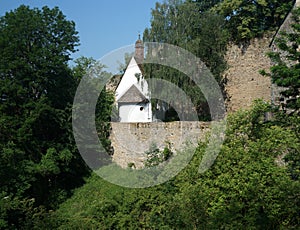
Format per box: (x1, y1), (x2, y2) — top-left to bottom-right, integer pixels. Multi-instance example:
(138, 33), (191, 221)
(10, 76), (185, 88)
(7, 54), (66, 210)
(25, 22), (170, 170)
(72, 57), (115, 154)
(186, 0), (222, 12)
(95, 90), (115, 154)
(48, 174), (178, 229)
(145, 143), (173, 167)
(263, 7), (300, 113)
(162, 145), (173, 161)
(143, 0), (229, 120)
(145, 143), (161, 167)
(214, 0), (294, 42)
(49, 101), (300, 229)
(1, 2), (300, 229)
(0, 5), (89, 228)
(272, 110), (300, 181)
(0, 193), (49, 229)
(260, 7), (300, 147)
(163, 106), (179, 122)
(0, 5), (79, 109)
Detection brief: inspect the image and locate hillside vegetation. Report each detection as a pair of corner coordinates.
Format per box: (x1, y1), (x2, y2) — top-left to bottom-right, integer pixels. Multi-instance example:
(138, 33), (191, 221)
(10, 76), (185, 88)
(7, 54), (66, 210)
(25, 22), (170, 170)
(50, 101), (300, 229)
(0, 0), (299, 229)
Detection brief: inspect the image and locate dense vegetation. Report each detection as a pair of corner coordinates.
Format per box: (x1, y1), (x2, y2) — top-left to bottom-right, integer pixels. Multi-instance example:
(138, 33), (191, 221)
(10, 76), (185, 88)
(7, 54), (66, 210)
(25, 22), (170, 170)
(214, 0), (294, 41)
(143, 0), (294, 121)
(48, 101), (300, 229)
(262, 7), (300, 114)
(0, 0), (299, 229)
(0, 6), (112, 228)
(144, 0), (229, 120)
(0, 5), (87, 227)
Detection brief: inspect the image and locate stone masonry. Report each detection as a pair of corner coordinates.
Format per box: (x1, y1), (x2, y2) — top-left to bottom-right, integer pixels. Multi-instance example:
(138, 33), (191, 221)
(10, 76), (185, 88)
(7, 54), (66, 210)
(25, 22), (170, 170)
(223, 35), (273, 113)
(224, 0), (300, 113)
(110, 121), (210, 168)
(109, 1), (300, 168)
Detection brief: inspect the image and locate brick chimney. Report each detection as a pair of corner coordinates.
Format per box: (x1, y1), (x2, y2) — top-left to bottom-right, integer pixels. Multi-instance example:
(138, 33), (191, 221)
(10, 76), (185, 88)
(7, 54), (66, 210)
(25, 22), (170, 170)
(134, 34), (144, 64)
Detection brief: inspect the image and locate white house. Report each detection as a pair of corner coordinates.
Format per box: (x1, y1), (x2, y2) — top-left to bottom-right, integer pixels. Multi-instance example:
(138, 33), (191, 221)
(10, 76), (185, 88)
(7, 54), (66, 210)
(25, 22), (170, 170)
(115, 37), (152, 122)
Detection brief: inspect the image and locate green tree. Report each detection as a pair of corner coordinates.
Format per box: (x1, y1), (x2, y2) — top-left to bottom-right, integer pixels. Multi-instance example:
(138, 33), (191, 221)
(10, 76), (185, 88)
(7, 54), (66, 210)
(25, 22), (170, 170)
(143, 0), (229, 120)
(72, 56), (115, 154)
(167, 100), (300, 229)
(214, 0), (294, 42)
(50, 102), (300, 229)
(264, 7), (300, 113)
(0, 5), (88, 227)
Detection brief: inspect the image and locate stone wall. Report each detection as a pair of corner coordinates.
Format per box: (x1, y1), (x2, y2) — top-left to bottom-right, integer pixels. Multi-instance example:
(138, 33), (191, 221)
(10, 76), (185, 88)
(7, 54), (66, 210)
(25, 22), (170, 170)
(109, 2), (300, 169)
(223, 0), (300, 113)
(223, 35), (273, 113)
(269, 0), (300, 111)
(110, 121), (210, 168)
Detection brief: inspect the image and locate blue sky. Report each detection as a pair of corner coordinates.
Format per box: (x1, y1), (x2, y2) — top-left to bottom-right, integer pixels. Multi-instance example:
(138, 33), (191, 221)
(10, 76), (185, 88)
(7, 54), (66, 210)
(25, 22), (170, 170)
(0, 0), (160, 63)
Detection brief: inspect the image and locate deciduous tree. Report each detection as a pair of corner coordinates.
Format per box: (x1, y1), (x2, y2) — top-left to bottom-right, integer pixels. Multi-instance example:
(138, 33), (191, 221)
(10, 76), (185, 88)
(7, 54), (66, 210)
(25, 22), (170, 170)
(265, 7), (300, 113)
(0, 5), (87, 227)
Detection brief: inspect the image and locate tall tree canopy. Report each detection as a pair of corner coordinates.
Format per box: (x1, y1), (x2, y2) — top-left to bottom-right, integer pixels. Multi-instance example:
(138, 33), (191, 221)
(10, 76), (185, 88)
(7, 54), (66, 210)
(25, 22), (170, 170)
(143, 0), (229, 120)
(0, 5), (88, 228)
(214, 0), (294, 41)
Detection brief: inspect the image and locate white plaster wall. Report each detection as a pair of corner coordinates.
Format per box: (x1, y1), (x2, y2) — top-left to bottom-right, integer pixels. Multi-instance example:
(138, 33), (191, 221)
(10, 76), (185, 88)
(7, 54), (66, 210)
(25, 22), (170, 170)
(119, 103), (152, 122)
(115, 57), (149, 100)
(116, 57), (140, 100)
(115, 56), (152, 122)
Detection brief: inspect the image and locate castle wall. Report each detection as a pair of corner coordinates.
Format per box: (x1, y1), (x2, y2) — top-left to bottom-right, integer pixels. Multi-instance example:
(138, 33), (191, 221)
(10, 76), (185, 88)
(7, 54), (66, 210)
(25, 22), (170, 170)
(224, 1), (300, 113)
(110, 121), (210, 168)
(223, 35), (273, 113)
(269, 1), (300, 110)
(109, 2), (300, 169)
